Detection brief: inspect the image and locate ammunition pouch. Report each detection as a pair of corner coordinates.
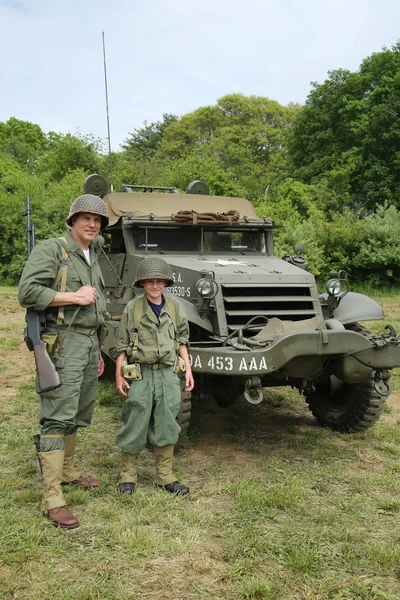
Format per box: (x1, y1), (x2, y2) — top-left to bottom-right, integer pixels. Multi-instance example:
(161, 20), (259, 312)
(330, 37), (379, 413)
(41, 332), (60, 357)
(24, 328), (60, 358)
(121, 360), (143, 381)
(174, 356), (186, 375)
(98, 324), (109, 347)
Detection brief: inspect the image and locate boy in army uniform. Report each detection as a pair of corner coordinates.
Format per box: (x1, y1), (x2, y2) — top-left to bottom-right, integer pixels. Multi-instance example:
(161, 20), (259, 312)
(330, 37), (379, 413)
(18, 194), (108, 529)
(111, 257), (194, 496)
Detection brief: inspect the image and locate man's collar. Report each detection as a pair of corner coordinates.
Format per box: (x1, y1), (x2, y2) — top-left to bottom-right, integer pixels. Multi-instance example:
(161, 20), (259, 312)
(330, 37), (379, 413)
(64, 230), (93, 254)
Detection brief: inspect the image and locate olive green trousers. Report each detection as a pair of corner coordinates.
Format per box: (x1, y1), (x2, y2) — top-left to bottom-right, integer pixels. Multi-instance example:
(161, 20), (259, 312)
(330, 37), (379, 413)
(39, 329), (99, 452)
(116, 366), (181, 455)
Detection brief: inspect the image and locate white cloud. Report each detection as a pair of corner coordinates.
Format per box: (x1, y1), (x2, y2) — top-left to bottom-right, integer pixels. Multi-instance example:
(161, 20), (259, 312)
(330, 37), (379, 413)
(0, 0), (398, 149)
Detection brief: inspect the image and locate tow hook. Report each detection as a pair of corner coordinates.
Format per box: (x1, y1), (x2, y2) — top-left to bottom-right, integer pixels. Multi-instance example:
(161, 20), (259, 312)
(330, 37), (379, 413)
(374, 369), (392, 396)
(369, 324), (400, 348)
(243, 376), (263, 404)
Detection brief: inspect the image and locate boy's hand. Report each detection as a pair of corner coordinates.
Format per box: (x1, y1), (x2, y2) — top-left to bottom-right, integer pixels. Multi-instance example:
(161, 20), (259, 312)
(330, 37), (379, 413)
(185, 368), (194, 392)
(98, 353), (105, 377)
(116, 374), (130, 398)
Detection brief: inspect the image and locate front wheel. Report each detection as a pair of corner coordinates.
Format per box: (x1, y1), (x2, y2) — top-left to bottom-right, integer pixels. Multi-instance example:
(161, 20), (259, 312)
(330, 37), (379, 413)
(305, 375), (386, 432)
(176, 385), (192, 444)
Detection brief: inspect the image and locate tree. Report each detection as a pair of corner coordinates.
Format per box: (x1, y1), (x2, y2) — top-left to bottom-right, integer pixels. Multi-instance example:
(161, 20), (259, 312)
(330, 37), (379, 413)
(160, 94), (299, 199)
(122, 114), (178, 158)
(288, 42), (400, 214)
(0, 117), (47, 170)
(38, 132), (102, 181)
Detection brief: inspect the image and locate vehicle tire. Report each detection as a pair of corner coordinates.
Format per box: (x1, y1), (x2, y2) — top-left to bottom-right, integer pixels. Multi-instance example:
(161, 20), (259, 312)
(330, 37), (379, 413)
(176, 387), (192, 443)
(305, 375), (386, 432)
(344, 322), (370, 336)
(193, 375), (239, 408)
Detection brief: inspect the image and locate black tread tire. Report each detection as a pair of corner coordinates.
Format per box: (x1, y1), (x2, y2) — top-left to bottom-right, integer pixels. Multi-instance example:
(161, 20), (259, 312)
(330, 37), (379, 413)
(305, 375), (386, 432)
(193, 375), (239, 408)
(176, 389), (192, 443)
(344, 323), (370, 336)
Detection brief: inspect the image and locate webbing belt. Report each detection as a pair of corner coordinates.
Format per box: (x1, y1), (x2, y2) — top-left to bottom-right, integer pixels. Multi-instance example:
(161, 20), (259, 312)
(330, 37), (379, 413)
(60, 325), (98, 336)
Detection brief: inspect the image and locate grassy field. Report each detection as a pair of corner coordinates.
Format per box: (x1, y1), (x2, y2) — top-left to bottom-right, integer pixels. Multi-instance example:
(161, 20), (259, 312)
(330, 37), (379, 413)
(1, 287), (400, 599)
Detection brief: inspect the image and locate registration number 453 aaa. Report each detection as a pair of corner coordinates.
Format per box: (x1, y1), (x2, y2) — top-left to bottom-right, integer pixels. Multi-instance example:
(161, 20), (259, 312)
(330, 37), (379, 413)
(189, 354), (268, 372)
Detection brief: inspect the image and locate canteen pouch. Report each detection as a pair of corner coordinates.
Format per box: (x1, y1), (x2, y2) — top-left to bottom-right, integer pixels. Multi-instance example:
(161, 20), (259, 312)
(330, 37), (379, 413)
(122, 360), (143, 381)
(174, 356), (186, 375)
(41, 332), (60, 357)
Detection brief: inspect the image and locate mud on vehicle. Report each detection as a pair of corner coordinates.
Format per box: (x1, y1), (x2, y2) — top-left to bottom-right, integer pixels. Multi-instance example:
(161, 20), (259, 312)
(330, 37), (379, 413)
(85, 174), (400, 436)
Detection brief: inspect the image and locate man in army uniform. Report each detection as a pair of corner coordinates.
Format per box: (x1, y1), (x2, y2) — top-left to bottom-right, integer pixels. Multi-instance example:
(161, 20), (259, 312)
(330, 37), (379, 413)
(111, 257), (194, 496)
(18, 194), (108, 529)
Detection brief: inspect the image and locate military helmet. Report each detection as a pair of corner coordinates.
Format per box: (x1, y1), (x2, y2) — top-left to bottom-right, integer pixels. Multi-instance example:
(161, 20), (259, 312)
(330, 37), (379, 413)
(134, 257), (174, 287)
(66, 194), (109, 229)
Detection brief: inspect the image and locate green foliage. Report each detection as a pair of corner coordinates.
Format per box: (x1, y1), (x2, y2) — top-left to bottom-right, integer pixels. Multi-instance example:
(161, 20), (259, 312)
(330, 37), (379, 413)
(160, 94), (299, 200)
(123, 113), (178, 158)
(0, 117), (47, 168)
(289, 42), (400, 213)
(38, 132), (102, 181)
(353, 203), (400, 284)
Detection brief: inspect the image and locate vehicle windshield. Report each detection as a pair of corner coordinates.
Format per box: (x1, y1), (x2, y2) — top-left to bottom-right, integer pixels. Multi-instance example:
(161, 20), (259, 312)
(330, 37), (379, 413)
(203, 229), (264, 253)
(131, 227), (266, 253)
(133, 228), (201, 252)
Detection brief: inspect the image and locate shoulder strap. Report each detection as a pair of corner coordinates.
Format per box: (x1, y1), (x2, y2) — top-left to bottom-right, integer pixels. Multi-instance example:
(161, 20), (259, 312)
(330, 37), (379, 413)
(133, 296), (144, 331)
(164, 296), (179, 351)
(52, 237), (69, 290)
(127, 296), (144, 361)
(164, 296), (177, 329)
(52, 237), (70, 326)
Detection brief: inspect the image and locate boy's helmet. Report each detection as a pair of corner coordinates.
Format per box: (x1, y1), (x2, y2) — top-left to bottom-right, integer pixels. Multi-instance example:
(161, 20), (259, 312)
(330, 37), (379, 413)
(66, 194), (109, 229)
(134, 257), (174, 287)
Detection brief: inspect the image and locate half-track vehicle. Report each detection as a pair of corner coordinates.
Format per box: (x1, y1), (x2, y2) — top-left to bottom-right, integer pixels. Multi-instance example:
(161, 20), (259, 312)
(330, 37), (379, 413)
(85, 174), (400, 436)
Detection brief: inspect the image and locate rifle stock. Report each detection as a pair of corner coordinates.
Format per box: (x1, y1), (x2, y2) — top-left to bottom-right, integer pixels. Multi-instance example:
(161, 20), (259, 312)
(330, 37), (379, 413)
(23, 198), (61, 394)
(25, 308), (61, 393)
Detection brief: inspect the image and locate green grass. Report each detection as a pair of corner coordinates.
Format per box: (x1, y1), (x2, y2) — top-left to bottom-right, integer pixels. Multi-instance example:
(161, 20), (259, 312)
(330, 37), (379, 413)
(1, 287), (400, 599)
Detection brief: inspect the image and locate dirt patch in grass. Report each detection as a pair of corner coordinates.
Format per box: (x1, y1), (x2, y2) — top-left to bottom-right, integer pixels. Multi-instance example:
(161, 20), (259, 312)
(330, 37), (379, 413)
(0, 293), (35, 401)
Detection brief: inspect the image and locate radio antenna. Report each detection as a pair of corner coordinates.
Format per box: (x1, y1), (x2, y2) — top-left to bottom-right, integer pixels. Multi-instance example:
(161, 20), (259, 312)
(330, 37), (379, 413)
(102, 31), (114, 192)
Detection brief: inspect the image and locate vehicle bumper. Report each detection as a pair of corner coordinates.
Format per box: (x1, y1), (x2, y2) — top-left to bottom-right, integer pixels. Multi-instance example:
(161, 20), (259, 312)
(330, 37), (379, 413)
(189, 330), (400, 377)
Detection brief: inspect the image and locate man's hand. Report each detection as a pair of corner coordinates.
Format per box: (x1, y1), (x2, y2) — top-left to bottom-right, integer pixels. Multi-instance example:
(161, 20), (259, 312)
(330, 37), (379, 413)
(98, 353), (105, 377)
(75, 286), (97, 306)
(116, 374), (130, 398)
(48, 286), (97, 307)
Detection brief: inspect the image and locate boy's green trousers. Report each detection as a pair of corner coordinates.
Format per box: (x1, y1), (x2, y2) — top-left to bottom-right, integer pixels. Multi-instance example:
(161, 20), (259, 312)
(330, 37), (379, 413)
(116, 365), (181, 455)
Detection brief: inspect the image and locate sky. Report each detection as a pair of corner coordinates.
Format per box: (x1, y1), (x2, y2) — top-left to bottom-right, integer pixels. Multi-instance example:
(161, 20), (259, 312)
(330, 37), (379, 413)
(0, 0), (399, 150)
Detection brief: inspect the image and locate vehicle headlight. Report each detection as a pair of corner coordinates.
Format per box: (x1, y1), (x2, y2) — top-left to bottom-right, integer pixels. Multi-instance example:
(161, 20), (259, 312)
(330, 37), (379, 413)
(196, 278), (213, 297)
(326, 278), (342, 296)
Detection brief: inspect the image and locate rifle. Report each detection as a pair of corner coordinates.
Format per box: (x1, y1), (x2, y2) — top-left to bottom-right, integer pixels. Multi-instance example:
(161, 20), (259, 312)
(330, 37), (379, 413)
(23, 196), (61, 394)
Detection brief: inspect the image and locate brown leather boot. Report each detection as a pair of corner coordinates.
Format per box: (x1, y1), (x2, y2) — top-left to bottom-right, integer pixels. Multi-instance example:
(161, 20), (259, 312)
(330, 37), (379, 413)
(48, 505), (80, 529)
(62, 475), (100, 489)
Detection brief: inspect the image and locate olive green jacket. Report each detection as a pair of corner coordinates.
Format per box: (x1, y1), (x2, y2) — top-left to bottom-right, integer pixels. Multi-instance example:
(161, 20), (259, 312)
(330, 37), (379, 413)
(111, 295), (189, 365)
(18, 230), (106, 329)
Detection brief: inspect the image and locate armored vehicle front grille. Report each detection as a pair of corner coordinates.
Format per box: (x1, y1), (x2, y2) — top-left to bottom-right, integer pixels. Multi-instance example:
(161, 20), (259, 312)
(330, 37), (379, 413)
(221, 284), (317, 330)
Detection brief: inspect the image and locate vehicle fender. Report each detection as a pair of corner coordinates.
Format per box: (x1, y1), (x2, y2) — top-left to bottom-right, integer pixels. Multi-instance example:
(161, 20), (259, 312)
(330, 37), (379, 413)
(173, 297), (213, 333)
(327, 292), (384, 324)
(325, 319), (345, 330)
